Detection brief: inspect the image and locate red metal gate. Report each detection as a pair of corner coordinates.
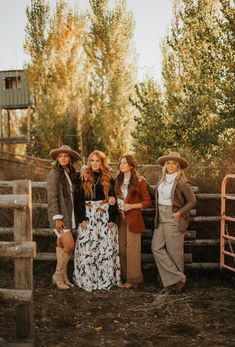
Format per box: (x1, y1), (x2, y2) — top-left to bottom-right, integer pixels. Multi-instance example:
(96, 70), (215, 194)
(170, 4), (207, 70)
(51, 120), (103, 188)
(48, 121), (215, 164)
(220, 174), (235, 272)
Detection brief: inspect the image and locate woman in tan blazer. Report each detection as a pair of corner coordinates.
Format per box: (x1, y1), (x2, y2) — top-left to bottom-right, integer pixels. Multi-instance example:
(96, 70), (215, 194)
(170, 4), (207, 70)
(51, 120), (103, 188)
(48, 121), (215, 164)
(115, 154), (151, 289)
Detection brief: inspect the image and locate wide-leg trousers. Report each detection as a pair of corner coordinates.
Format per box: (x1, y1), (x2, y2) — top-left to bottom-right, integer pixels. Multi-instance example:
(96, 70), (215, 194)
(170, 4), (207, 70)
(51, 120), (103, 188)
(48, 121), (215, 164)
(118, 214), (143, 284)
(151, 205), (186, 288)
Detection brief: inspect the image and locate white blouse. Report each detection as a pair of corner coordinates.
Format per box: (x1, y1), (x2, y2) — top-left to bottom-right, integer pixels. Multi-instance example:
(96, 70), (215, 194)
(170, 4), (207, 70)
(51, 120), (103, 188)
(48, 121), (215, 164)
(158, 172), (178, 206)
(117, 178), (130, 211)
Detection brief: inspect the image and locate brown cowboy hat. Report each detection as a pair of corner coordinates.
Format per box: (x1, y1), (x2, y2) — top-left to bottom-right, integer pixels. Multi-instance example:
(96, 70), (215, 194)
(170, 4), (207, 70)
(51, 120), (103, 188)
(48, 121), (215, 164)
(49, 145), (80, 161)
(157, 151), (188, 169)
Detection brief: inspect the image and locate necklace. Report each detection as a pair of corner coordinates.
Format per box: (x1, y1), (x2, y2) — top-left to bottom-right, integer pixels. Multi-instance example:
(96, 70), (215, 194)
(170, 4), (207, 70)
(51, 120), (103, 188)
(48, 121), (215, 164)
(92, 174), (100, 199)
(122, 178), (130, 190)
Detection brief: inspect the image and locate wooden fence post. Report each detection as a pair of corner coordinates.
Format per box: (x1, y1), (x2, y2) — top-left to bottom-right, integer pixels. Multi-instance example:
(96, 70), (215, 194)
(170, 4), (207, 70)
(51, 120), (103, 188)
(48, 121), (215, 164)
(13, 180), (33, 341)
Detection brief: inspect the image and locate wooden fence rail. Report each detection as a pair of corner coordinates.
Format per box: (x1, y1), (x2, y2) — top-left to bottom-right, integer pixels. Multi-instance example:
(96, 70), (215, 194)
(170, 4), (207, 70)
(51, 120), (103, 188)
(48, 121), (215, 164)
(0, 180), (36, 347)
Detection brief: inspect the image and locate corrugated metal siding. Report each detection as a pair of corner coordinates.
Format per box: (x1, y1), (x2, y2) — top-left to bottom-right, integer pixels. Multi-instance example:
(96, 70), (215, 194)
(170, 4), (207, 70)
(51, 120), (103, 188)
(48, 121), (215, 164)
(0, 70), (31, 109)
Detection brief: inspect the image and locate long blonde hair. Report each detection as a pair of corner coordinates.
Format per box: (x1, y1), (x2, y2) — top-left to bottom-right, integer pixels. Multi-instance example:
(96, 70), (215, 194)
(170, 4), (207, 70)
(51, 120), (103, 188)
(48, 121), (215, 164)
(82, 150), (111, 200)
(160, 162), (188, 183)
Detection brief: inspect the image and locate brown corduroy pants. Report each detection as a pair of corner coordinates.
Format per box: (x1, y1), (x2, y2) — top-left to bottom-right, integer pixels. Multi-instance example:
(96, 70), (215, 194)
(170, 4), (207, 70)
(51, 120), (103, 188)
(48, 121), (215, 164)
(118, 215), (143, 284)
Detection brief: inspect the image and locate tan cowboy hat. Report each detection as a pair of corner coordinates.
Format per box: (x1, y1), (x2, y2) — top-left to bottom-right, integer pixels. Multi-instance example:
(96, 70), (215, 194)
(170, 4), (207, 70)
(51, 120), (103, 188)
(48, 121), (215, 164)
(49, 145), (80, 161)
(157, 151), (188, 169)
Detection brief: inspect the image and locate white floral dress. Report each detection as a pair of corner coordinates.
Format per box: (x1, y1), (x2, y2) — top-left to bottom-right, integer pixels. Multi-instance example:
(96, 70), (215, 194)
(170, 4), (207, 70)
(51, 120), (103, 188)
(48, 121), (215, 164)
(73, 200), (121, 292)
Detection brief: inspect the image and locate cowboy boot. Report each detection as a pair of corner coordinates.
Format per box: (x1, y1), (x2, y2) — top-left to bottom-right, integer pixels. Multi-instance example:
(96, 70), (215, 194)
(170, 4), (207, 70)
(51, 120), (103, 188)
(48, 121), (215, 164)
(63, 266), (74, 287)
(58, 247), (74, 288)
(52, 247), (70, 290)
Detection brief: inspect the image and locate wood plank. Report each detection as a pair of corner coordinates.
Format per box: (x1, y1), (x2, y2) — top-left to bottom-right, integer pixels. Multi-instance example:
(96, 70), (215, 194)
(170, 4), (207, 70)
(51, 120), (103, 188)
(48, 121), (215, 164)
(196, 193), (221, 199)
(32, 203), (47, 209)
(13, 180), (34, 341)
(0, 228), (72, 237)
(143, 262), (219, 270)
(31, 181), (47, 188)
(0, 180), (13, 188)
(0, 242), (36, 258)
(142, 238), (229, 247)
(35, 252), (72, 261)
(143, 229), (196, 240)
(0, 288), (32, 303)
(141, 253), (192, 264)
(185, 239), (221, 246)
(0, 181), (47, 188)
(191, 216), (221, 222)
(0, 194), (29, 208)
(185, 262), (219, 269)
(35, 252), (57, 261)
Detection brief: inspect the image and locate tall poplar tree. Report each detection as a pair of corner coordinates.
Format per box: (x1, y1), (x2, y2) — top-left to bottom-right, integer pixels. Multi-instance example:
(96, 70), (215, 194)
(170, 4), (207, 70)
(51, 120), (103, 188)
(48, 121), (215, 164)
(131, 77), (169, 163)
(24, 0), (86, 157)
(162, 0), (235, 158)
(83, 0), (136, 159)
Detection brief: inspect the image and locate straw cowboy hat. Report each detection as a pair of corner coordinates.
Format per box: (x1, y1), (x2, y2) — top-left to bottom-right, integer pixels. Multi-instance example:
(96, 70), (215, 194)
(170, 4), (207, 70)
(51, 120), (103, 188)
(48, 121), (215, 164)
(49, 145), (80, 161)
(157, 151), (189, 169)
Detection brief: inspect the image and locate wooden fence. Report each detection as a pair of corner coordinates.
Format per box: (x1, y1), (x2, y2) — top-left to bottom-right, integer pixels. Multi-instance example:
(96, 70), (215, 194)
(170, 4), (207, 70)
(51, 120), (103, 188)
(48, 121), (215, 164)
(0, 180), (229, 270)
(0, 180), (36, 347)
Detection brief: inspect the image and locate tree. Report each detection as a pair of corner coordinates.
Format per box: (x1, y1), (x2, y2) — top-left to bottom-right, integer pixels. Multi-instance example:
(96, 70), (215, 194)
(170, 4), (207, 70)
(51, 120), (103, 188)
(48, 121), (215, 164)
(24, 0), (86, 157)
(83, 0), (137, 160)
(162, 0), (235, 159)
(131, 77), (171, 163)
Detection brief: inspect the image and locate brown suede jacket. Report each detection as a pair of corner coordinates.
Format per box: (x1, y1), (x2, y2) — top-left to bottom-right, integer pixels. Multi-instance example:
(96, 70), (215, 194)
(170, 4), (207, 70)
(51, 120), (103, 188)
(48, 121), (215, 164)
(116, 177), (151, 233)
(154, 178), (196, 232)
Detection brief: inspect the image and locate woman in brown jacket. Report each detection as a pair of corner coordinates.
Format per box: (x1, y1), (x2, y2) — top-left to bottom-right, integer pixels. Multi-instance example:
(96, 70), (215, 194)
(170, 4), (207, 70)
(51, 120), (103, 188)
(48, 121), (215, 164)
(115, 154), (151, 289)
(47, 145), (80, 290)
(151, 152), (196, 294)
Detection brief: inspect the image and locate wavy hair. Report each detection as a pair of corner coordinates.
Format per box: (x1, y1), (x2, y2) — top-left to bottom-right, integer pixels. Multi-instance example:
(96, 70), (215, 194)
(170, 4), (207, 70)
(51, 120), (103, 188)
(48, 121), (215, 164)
(82, 150), (111, 200)
(115, 154), (140, 197)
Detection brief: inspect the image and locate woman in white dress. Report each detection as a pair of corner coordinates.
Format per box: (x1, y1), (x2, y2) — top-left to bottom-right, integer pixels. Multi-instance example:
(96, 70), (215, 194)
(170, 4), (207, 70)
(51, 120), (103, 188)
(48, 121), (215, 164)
(73, 150), (121, 291)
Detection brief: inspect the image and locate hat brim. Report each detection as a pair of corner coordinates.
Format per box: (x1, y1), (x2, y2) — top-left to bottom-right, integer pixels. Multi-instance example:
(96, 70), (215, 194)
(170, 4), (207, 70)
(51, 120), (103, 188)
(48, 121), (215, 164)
(157, 155), (188, 169)
(50, 148), (80, 161)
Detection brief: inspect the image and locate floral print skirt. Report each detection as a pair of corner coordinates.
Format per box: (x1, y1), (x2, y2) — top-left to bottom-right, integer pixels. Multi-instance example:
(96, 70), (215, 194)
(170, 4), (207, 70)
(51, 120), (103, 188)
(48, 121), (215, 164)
(73, 200), (121, 292)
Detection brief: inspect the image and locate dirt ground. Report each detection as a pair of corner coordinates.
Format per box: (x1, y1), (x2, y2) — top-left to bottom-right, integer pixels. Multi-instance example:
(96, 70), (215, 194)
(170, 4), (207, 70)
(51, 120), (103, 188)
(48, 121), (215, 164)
(0, 265), (235, 347)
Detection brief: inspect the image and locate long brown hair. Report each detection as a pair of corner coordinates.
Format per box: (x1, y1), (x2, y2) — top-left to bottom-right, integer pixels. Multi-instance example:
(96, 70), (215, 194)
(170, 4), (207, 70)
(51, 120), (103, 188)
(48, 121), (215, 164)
(82, 150), (111, 200)
(115, 154), (140, 197)
(55, 157), (77, 196)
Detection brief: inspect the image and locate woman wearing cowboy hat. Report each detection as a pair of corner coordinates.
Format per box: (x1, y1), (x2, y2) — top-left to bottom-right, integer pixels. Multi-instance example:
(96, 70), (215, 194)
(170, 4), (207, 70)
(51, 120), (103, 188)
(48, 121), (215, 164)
(47, 144), (80, 290)
(151, 151), (196, 294)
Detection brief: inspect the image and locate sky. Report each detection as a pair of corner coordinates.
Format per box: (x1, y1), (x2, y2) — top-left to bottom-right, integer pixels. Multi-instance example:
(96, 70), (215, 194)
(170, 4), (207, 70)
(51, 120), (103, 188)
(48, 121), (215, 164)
(0, 0), (173, 83)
